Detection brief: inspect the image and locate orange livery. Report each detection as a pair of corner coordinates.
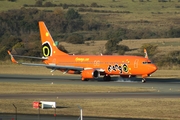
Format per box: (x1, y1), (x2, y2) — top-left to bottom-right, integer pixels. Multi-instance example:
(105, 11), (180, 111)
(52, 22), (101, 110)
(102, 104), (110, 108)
(8, 21), (157, 83)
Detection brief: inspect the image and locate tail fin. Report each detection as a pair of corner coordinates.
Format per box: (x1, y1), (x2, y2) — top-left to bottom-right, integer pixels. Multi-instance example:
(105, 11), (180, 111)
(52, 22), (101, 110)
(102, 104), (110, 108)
(144, 49), (148, 59)
(39, 21), (68, 57)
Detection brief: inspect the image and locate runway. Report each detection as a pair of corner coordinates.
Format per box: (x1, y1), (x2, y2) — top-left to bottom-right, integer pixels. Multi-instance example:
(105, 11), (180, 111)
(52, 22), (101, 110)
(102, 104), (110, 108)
(0, 74), (180, 99)
(0, 74), (180, 120)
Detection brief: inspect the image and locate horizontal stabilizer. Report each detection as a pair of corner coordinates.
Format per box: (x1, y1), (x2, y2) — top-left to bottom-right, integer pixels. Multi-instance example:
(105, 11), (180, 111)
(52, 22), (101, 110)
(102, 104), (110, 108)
(12, 55), (48, 60)
(7, 51), (47, 64)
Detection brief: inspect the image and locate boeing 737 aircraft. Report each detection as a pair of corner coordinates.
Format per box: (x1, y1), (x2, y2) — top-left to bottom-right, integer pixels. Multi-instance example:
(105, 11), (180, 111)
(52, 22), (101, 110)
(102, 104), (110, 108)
(8, 21), (157, 83)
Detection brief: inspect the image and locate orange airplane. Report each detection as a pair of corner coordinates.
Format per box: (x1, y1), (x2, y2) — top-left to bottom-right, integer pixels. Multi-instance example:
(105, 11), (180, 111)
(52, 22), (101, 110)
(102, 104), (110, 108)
(8, 21), (157, 83)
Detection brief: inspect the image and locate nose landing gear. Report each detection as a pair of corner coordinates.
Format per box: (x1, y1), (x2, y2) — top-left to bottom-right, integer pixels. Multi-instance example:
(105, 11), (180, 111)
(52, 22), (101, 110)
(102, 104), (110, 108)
(142, 78), (146, 83)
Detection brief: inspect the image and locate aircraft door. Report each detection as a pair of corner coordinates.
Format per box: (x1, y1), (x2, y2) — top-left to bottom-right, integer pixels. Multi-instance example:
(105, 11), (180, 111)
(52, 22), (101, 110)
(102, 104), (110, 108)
(134, 59), (139, 68)
(94, 60), (100, 67)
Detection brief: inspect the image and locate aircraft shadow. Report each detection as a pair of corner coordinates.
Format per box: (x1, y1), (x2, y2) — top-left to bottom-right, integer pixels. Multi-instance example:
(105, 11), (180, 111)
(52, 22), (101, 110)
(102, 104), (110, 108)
(99, 77), (180, 83)
(133, 77), (180, 83)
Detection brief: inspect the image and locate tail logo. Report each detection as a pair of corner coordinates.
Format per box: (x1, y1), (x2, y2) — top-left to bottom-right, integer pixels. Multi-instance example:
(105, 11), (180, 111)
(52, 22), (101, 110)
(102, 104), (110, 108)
(42, 41), (52, 57)
(46, 32), (49, 37)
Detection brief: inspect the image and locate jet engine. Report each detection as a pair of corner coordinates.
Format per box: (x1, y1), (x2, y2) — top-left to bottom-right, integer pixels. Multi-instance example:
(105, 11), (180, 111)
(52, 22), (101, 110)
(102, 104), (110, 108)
(81, 69), (99, 81)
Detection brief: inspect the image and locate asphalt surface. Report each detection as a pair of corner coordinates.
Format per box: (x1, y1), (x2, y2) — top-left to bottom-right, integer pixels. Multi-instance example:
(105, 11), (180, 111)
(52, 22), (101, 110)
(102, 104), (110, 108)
(0, 114), (153, 120)
(0, 74), (180, 94)
(0, 74), (180, 120)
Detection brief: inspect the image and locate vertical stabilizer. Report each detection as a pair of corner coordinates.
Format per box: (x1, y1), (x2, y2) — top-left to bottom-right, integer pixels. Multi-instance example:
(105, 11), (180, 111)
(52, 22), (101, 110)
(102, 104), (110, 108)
(39, 21), (68, 57)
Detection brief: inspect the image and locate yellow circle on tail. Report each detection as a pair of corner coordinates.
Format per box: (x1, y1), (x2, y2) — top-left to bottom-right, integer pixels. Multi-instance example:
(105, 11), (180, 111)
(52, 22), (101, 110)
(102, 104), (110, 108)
(46, 32), (49, 37)
(43, 46), (50, 57)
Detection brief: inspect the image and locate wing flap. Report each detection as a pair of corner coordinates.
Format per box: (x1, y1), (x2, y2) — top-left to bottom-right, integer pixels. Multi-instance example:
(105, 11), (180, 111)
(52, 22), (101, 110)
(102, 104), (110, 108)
(84, 67), (105, 72)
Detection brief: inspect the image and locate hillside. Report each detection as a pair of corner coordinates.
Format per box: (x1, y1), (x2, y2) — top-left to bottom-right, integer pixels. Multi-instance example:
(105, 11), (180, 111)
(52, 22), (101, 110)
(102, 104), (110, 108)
(60, 38), (180, 55)
(1, 0), (180, 34)
(0, 0), (180, 68)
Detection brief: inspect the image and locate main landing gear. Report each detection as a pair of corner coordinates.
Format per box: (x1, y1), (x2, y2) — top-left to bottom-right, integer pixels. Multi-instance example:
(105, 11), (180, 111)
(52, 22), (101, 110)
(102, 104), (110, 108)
(103, 75), (111, 81)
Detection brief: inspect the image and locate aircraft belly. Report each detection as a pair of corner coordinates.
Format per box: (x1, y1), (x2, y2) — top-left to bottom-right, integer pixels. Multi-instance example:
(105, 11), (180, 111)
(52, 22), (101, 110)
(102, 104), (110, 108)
(106, 71), (128, 75)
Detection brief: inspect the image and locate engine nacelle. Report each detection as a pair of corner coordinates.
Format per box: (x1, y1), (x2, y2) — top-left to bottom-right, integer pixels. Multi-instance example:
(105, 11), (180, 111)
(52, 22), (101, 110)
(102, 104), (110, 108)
(81, 69), (99, 81)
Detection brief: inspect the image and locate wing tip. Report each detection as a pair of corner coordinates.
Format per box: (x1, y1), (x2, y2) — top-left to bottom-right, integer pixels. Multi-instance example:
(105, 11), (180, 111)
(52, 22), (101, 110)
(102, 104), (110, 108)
(144, 49), (148, 59)
(7, 50), (11, 55)
(7, 51), (18, 64)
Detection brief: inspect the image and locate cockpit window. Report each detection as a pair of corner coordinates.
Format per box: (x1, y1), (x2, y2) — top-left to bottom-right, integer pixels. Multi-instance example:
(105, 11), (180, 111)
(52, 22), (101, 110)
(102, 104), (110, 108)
(143, 61), (152, 64)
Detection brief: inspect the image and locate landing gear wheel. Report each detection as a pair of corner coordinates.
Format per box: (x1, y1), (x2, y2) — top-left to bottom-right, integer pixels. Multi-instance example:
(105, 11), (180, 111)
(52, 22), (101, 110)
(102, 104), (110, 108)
(142, 79), (146, 83)
(103, 75), (111, 81)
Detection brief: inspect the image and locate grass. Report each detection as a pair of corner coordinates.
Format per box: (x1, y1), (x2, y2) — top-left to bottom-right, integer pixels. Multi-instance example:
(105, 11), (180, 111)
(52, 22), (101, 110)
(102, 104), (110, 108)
(0, 64), (52, 75)
(0, 0), (180, 58)
(0, 81), (179, 119)
(0, 82), (154, 94)
(120, 38), (180, 55)
(152, 69), (180, 78)
(59, 38), (180, 56)
(0, 0), (179, 35)
(0, 0), (34, 11)
(1, 98), (180, 119)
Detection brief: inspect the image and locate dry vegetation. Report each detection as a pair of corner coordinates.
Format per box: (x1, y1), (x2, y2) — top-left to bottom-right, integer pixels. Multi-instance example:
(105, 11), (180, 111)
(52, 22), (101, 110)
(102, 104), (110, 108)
(0, 82), (154, 94)
(1, 98), (180, 119)
(60, 38), (180, 56)
(1, 0), (180, 32)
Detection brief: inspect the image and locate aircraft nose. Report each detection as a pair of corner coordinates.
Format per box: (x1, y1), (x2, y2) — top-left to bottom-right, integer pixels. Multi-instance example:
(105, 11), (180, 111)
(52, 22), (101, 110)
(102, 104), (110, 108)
(150, 64), (157, 73)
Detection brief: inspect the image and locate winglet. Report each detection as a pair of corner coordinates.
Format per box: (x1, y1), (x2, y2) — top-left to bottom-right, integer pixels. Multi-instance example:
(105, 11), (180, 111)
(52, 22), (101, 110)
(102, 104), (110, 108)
(144, 49), (148, 59)
(7, 51), (18, 64)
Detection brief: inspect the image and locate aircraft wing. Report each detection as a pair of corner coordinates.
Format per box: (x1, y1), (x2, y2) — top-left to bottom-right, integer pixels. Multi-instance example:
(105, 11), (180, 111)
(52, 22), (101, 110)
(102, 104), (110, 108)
(18, 62), (104, 72)
(20, 62), (84, 71)
(7, 51), (84, 71)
